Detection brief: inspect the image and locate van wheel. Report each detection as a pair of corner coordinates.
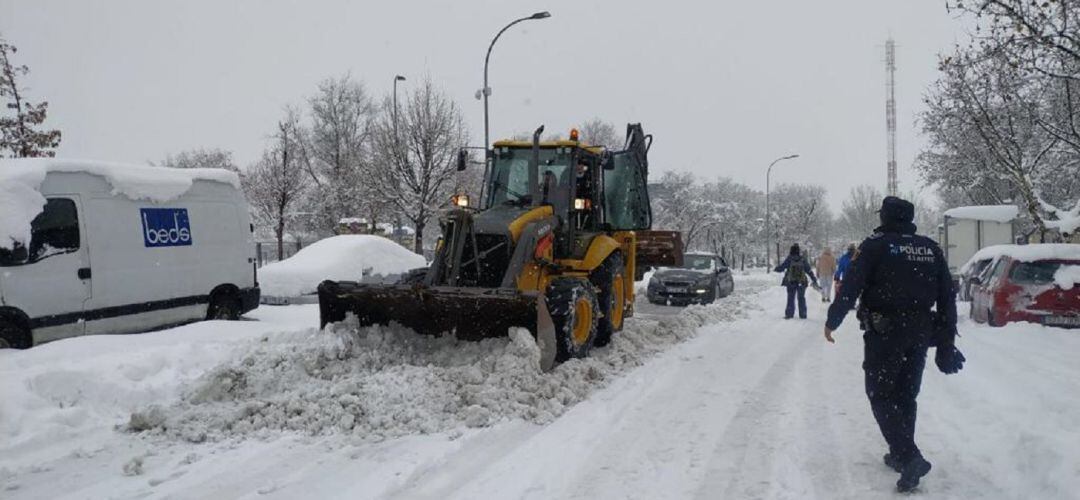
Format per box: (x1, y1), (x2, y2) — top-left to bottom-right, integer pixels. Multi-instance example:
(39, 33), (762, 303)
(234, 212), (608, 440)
(590, 253), (625, 348)
(207, 292), (241, 320)
(547, 278), (599, 363)
(0, 318), (31, 349)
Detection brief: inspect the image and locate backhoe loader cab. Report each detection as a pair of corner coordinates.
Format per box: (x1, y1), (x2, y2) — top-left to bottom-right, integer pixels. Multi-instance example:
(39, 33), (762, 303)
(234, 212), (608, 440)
(318, 123), (678, 371)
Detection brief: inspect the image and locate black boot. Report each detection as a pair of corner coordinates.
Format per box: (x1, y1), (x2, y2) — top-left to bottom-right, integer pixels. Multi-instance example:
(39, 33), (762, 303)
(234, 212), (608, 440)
(896, 455), (932, 493)
(883, 453), (903, 473)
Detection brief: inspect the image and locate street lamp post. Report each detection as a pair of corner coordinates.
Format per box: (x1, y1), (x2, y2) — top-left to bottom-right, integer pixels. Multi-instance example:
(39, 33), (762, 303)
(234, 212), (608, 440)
(393, 75), (406, 143)
(481, 11), (551, 150)
(766, 154), (799, 270)
(392, 75), (406, 245)
(475, 11), (550, 209)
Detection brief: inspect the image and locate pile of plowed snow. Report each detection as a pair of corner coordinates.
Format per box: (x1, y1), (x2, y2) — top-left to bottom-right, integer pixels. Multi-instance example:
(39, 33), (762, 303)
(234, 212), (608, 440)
(128, 286), (764, 443)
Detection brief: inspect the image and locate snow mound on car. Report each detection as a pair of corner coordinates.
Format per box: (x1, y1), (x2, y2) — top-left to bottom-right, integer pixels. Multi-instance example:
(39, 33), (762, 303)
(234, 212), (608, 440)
(127, 288), (762, 442)
(1054, 265), (1080, 290)
(258, 235), (427, 297)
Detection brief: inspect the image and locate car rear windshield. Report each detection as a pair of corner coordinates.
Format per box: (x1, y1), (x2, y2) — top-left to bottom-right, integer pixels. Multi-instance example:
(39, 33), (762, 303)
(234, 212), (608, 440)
(1009, 261), (1062, 285)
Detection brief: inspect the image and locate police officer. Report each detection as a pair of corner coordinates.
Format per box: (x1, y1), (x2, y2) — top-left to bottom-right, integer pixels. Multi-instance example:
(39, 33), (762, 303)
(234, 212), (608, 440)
(822, 196), (966, 493)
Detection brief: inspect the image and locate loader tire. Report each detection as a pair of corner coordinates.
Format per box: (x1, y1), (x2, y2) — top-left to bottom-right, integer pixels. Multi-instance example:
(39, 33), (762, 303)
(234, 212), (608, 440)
(547, 278), (599, 363)
(590, 253), (626, 348)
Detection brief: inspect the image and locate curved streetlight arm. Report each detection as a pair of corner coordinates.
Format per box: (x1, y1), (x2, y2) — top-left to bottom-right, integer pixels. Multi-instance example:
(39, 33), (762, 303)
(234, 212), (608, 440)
(765, 154), (799, 270)
(484, 17), (532, 94)
(766, 154), (799, 178)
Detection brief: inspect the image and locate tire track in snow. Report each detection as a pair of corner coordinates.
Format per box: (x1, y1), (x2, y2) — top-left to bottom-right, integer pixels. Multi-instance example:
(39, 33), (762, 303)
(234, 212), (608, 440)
(693, 314), (820, 499)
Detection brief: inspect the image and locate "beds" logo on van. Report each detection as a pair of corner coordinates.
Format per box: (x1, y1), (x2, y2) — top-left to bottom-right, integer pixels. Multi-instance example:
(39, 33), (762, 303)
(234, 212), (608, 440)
(140, 208), (192, 247)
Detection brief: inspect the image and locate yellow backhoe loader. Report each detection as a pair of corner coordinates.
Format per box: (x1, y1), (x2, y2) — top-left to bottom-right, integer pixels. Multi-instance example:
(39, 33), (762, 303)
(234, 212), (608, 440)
(317, 123), (681, 371)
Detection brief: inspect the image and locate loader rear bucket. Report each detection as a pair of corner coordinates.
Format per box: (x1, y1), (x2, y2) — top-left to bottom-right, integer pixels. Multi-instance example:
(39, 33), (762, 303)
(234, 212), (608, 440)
(635, 230), (684, 280)
(317, 280), (558, 371)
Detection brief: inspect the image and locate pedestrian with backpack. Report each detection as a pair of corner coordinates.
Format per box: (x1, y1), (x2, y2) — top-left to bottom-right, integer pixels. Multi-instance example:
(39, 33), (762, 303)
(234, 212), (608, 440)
(774, 244), (817, 319)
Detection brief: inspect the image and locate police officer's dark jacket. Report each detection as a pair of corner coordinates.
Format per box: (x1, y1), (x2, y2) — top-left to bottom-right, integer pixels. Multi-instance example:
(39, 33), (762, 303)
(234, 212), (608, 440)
(826, 199), (957, 331)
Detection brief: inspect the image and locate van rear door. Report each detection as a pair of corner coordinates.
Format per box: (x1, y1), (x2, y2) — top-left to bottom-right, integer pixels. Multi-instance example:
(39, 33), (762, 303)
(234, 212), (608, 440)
(0, 196), (91, 343)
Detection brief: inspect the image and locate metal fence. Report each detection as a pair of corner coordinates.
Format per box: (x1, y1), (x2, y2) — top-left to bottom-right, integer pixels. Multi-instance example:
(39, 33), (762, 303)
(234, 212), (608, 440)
(255, 240), (304, 268)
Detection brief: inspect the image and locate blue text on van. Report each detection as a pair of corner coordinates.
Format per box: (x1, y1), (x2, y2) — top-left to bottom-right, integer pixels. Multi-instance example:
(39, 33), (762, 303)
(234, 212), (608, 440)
(141, 208), (192, 247)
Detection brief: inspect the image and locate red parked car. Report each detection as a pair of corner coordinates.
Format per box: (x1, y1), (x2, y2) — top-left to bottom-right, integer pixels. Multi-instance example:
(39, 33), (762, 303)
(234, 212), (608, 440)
(970, 244), (1080, 328)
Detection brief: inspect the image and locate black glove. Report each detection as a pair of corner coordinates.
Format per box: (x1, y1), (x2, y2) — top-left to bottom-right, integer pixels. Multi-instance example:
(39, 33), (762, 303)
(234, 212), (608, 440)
(935, 345), (966, 374)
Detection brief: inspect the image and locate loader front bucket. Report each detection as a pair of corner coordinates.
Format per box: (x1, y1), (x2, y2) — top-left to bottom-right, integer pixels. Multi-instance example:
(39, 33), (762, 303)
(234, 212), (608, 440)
(317, 280), (558, 371)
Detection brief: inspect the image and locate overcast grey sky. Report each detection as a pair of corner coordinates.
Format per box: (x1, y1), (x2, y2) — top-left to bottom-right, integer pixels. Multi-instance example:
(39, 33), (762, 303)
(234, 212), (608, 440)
(1, 0), (966, 211)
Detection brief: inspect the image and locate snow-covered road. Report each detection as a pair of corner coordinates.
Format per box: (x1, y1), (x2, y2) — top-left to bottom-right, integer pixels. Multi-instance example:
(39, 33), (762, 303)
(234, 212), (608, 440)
(2, 274), (1077, 499)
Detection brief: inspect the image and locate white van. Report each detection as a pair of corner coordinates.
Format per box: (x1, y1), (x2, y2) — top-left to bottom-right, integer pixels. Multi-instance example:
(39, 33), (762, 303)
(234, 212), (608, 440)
(0, 159), (259, 348)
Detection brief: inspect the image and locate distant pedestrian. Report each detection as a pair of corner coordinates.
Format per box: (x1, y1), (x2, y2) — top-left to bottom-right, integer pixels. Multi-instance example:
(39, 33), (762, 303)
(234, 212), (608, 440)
(816, 247), (837, 302)
(823, 196), (965, 493)
(774, 244), (817, 319)
(834, 243), (856, 296)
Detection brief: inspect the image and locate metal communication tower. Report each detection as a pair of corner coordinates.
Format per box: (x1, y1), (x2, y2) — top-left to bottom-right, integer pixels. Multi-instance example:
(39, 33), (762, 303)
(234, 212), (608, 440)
(885, 38), (897, 196)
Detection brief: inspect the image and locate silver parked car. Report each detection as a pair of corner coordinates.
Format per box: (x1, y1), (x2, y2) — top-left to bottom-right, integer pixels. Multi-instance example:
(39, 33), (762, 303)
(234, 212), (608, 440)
(646, 252), (734, 305)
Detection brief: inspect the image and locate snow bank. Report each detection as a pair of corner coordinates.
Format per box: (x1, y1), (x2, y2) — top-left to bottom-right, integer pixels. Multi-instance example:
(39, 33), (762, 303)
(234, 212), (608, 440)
(0, 313), (300, 467)
(0, 159), (240, 248)
(1054, 265), (1080, 290)
(943, 205), (1019, 222)
(258, 235), (426, 297)
(126, 289), (761, 443)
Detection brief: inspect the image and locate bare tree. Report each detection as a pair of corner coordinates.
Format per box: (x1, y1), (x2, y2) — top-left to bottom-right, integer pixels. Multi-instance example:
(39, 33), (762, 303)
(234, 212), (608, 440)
(838, 185), (882, 242)
(242, 109), (310, 260)
(300, 74), (377, 234)
(159, 147), (238, 172)
(919, 47), (1059, 235)
(651, 171), (723, 250)
(579, 118), (622, 149)
(370, 78), (469, 254)
(0, 36), (60, 158)
(918, 2), (1080, 239)
(699, 177), (765, 262)
(770, 183), (830, 252)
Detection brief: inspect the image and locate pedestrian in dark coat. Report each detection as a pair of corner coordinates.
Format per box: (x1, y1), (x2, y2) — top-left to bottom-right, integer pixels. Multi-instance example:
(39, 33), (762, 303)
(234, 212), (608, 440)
(774, 244), (817, 319)
(823, 196), (966, 493)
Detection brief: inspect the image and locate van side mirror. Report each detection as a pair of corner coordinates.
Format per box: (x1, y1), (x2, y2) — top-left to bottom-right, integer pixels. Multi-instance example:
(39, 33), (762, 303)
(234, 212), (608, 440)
(0, 244), (29, 266)
(456, 149), (468, 171)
